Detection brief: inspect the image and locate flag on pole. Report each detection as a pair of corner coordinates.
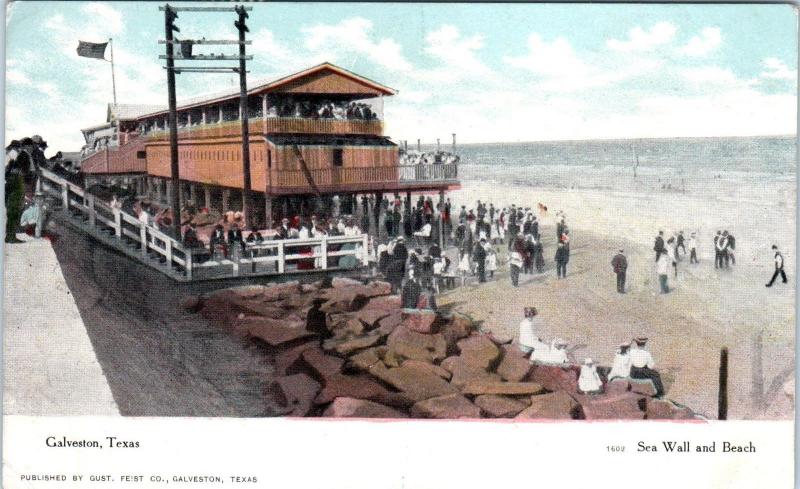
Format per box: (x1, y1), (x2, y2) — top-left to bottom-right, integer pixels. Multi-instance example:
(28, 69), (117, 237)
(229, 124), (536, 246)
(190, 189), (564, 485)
(76, 41), (108, 60)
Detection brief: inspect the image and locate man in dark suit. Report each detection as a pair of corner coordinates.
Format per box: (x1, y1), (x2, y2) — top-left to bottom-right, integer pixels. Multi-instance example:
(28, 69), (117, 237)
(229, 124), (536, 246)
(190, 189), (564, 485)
(209, 224), (227, 257)
(276, 218), (290, 239)
(611, 249), (628, 293)
(227, 223), (245, 255)
(183, 222), (201, 248)
(654, 231), (665, 262)
(401, 270), (422, 309)
(473, 239), (488, 283)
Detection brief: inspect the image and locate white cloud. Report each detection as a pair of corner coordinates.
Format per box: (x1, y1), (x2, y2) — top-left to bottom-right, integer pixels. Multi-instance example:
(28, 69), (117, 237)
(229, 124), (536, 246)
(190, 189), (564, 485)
(607, 22), (677, 53)
(760, 57), (796, 81)
(302, 17), (412, 72)
(424, 25), (488, 76)
(6, 68), (30, 85)
(82, 3), (124, 35)
(504, 34), (590, 78)
(680, 66), (743, 86)
(680, 27), (722, 57)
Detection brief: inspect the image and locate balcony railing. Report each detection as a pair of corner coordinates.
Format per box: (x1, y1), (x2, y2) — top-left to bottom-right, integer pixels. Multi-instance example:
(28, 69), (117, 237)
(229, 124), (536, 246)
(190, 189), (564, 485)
(145, 116), (383, 141)
(268, 163), (458, 193)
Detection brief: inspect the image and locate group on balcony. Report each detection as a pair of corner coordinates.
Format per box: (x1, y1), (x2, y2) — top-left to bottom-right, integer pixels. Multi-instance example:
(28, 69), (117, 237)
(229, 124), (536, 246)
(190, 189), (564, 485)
(267, 96), (380, 121)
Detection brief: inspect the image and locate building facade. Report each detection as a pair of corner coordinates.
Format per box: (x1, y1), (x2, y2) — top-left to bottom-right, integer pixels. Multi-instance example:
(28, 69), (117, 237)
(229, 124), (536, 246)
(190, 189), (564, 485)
(80, 62), (459, 227)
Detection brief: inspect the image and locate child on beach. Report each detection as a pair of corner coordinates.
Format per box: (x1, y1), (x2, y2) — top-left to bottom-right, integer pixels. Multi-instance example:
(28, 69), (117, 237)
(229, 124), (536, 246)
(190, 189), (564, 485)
(486, 246), (498, 278)
(458, 248), (471, 286)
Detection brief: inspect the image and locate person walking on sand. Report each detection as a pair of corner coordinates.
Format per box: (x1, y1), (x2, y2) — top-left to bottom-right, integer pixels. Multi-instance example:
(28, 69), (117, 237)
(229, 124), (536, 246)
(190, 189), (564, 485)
(654, 230), (665, 262)
(713, 230), (722, 269)
(766, 245), (788, 287)
(509, 248), (523, 287)
(716, 231), (729, 269)
(555, 241), (569, 279)
(486, 245), (498, 279)
(688, 232), (699, 264)
(657, 249), (670, 293)
(611, 249), (628, 293)
(666, 237), (678, 278)
(677, 231), (686, 259)
(726, 231), (736, 266)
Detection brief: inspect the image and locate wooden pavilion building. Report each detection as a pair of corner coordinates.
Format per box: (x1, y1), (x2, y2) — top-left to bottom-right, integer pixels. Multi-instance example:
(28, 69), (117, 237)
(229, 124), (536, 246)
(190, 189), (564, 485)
(79, 62), (459, 229)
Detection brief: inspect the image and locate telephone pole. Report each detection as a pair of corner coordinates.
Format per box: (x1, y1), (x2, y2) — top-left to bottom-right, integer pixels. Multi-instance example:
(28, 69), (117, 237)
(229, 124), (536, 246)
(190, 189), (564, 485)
(158, 4), (253, 238)
(235, 5), (252, 229)
(164, 4), (182, 240)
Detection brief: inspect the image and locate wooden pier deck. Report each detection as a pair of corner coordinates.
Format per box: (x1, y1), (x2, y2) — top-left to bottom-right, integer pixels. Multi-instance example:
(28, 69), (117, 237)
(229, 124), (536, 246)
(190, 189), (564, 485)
(38, 168), (370, 282)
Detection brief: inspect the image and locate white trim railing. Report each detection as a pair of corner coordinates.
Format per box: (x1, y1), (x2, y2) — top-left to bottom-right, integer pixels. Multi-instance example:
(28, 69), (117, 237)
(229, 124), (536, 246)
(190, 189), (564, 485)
(37, 168), (368, 281)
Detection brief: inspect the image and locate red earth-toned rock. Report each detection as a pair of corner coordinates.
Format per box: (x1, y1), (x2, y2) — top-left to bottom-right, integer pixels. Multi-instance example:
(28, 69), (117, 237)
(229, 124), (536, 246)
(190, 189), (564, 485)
(241, 317), (314, 347)
(323, 397), (408, 418)
(362, 295), (402, 311)
(607, 378), (631, 395)
(320, 289), (369, 314)
(353, 309), (391, 330)
(440, 314), (474, 354)
(299, 348), (345, 382)
(231, 300), (290, 319)
(376, 311), (404, 337)
(265, 373), (321, 417)
(440, 356), (502, 388)
(456, 336), (501, 369)
(314, 373), (395, 405)
(645, 398), (695, 420)
(301, 281), (323, 293)
(228, 284), (267, 299)
(515, 391), (579, 420)
(629, 378), (658, 397)
(486, 332), (515, 346)
(349, 347), (386, 372)
(411, 394), (481, 419)
(323, 334), (382, 356)
(474, 395), (529, 418)
(262, 281), (301, 301)
(580, 393), (646, 420)
(329, 317), (366, 339)
(461, 381), (545, 396)
(496, 345), (532, 382)
(402, 359), (451, 380)
(331, 277), (363, 288)
(386, 326), (447, 363)
(529, 364), (579, 393)
(369, 363), (459, 402)
(273, 341), (318, 376)
(401, 310), (438, 334)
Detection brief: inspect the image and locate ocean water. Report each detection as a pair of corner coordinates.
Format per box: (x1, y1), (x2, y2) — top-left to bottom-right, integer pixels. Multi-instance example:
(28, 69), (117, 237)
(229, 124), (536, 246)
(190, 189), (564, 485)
(434, 136), (797, 207)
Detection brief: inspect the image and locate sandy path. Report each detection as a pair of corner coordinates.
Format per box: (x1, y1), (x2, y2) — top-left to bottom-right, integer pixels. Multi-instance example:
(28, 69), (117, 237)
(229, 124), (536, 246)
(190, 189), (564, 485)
(440, 181), (795, 420)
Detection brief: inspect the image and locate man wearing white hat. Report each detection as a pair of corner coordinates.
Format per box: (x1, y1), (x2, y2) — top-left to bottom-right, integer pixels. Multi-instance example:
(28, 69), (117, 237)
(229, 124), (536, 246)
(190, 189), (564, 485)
(579, 358), (603, 394)
(629, 337), (664, 396)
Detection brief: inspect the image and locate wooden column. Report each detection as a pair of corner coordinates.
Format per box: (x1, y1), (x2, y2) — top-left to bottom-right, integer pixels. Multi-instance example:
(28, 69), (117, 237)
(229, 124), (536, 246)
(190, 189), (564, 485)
(155, 178), (163, 202)
(222, 189), (230, 213)
(165, 179), (173, 205)
(439, 190), (445, 249)
(204, 185), (211, 210)
(264, 196), (273, 229)
(189, 184), (198, 207)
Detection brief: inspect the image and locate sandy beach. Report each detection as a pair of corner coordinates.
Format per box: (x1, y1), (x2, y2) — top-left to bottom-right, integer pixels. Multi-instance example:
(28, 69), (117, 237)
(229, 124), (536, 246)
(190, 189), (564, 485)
(440, 178), (795, 420)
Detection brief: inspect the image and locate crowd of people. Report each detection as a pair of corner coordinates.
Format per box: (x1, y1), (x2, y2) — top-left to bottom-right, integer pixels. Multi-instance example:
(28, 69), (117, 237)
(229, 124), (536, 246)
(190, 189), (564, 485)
(516, 307), (664, 396)
(267, 98), (379, 121)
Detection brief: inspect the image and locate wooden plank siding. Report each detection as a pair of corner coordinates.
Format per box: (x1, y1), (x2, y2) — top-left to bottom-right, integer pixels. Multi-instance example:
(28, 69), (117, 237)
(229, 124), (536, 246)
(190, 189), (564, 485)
(146, 118), (383, 140)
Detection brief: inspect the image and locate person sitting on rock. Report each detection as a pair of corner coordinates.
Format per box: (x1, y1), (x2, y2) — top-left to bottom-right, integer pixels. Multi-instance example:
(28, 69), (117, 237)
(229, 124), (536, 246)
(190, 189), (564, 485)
(608, 342), (632, 381)
(517, 307), (542, 355)
(306, 298), (330, 343)
(578, 358), (603, 394)
(532, 338), (570, 365)
(629, 337), (664, 396)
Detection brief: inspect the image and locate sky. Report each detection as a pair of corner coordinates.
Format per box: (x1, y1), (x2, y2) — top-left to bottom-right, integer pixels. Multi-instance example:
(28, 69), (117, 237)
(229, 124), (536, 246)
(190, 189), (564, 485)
(4, 1), (798, 153)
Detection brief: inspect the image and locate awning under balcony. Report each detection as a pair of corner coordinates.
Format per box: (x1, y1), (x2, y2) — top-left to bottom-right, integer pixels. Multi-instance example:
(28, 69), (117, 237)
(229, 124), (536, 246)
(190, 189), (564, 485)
(266, 134), (397, 147)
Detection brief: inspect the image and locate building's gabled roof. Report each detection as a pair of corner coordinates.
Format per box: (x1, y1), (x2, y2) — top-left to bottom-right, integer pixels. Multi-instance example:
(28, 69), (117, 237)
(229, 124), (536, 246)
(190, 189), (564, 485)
(137, 62), (397, 119)
(80, 122), (113, 133)
(107, 103), (167, 122)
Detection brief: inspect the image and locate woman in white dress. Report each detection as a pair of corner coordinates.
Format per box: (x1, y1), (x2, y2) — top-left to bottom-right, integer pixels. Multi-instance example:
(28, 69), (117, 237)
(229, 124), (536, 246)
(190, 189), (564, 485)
(578, 358), (603, 394)
(607, 343), (632, 381)
(486, 245), (498, 279)
(458, 248), (471, 286)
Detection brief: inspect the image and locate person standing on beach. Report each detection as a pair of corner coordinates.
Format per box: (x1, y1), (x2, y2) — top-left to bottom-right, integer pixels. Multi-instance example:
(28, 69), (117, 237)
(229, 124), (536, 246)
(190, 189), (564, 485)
(677, 231), (686, 259)
(509, 248), (523, 287)
(766, 245), (787, 287)
(611, 249), (628, 293)
(726, 231), (736, 266)
(656, 250), (670, 293)
(688, 232), (699, 264)
(473, 238), (488, 283)
(713, 231), (722, 269)
(555, 241), (569, 278)
(653, 231), (665, 262)
(716, 231), (729, 269)
(666, 237), (678, 278)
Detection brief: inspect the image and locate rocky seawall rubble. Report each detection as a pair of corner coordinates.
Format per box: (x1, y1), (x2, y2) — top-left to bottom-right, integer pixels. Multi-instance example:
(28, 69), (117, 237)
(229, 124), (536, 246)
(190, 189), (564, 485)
(182, 279), (702, 420)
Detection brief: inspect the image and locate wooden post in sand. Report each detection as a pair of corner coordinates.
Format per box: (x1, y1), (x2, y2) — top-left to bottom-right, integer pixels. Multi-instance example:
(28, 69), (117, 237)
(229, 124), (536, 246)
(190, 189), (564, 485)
(718, 347), (728, 420)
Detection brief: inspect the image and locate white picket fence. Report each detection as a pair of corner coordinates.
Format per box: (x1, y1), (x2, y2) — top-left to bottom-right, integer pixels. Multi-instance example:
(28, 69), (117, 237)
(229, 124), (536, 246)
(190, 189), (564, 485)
(38, 168), (369, 281)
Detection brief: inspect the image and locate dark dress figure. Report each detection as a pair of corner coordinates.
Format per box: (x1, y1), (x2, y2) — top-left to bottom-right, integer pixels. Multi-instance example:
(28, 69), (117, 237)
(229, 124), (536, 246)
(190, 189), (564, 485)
(555, 243), (569, 278)
(611, 251), (628, 293)
(534, 241), (545, 273)
(306, 299), (330, 342)
(401, 278), (422, 309)
(473, 243), (487, 283)
(654, 234), (665, 262)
